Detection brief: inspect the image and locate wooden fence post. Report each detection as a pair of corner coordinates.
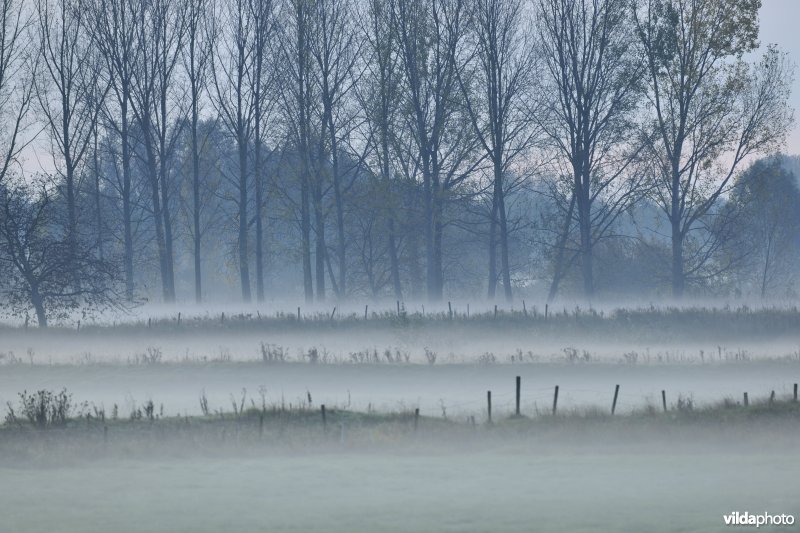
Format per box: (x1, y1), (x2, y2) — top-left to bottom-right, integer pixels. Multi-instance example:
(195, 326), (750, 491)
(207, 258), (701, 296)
(743, 392), (749, 407)
(321, 404), (327, 432)
(515, 376), (521, 416)
(794, 383), (798, 402)
(661, 390), (667, 412)
(414, 408), (419, 432)
(611, 384), (620, 415)
(552, 385), (559, 416)
(487, 391), (492, 424)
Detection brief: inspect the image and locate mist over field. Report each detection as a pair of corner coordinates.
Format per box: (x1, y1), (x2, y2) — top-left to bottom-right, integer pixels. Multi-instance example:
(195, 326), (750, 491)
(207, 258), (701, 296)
(2, 0), (800, 531)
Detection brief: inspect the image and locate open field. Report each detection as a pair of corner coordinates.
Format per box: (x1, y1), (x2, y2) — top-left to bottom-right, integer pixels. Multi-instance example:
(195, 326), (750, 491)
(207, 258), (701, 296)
(1, 451), (798, 533)
(1, 402), (800, 532)
(2, 305), (800, 531)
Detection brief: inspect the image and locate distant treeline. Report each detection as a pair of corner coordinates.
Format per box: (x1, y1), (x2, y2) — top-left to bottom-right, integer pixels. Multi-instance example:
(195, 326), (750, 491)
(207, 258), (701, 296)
(0, 0), (796, 326)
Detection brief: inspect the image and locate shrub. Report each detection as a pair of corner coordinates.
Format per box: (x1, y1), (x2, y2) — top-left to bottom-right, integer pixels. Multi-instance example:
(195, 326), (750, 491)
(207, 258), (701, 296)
(15, 389), (73, 428)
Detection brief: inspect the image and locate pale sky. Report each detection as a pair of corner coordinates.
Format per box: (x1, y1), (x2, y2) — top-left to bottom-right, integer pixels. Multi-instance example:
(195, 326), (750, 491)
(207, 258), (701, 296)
(759, 0), (800, 154)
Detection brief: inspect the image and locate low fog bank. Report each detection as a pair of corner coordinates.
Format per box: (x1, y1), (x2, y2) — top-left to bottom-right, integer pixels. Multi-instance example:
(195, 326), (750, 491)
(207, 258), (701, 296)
(2, 302), (800, 368)
(1, 362), (798, 420)
(3, 297), (800, 327)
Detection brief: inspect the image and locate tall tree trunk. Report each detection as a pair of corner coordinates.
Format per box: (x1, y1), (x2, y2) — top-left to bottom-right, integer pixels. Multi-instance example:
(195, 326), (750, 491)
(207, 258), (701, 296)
(331, 149), (346, 298)
(577, 168), (594, 298)
(408, 200), (423, 299)
(431, 186), (444, 300)
(487, 186), (498, 299)
(671, 219), (684, 298)
(142, 122), (171, 303)
(670, 164), (684, 298)
(313, 175), (326, 301)
(191, 92), (202, 303)
(548, 192), (576, 302)
(93, 124), (104, 261)
(238, 136), (251, 302)
(301, 172), (313, 302)
(160, 166), (175, 302)
(31, 286), (47, 328)
(121, 99), (134, 301)
(388, 216), (402, 300)
(254, 136), (264, 302)
(497, 177), (512, 302)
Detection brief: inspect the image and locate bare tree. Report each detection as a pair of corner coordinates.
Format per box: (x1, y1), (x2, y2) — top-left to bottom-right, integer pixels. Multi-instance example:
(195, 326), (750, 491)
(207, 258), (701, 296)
(633, 0), (793, 297)
(537, 0), (644, 298)
(35, 0), (106, 257)
(86, 0), (142, 301)
(392, 0), (479, 301)
(128, 0), (186, 302)
(211, 0), (255, 302)
(357, 0), (403, 299)
(0, 0), (36, 187)
(277, 0), (315, 302)
(459, 0), (536, 301)
(250, 0), (276, 302)
(309, 0), (359, 299)
(0, 177), (122, 327)
(182, 0), (213, 302)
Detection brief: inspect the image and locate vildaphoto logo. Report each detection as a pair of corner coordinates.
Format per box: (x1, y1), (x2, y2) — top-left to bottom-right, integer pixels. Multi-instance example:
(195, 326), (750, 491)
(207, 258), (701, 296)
(723, 512), (795, 527)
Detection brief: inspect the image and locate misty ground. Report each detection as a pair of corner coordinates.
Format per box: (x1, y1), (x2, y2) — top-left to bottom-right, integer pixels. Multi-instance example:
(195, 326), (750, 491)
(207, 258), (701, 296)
(2, 451), (798, 532)
(1, 303), (799, 531)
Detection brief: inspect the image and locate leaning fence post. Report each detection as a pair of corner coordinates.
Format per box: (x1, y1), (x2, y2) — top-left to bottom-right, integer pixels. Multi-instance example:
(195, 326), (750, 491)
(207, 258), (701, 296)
(448, 301), (453, 320)
(522, 300), (527, 317)
(611, 384), (620, 415)
(661, 390), (667, 412)
(553, 385), (559, 416)
(515, 376), (521, 416)
(487, 391), (492, 424)
(364, 305), (368, 320)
